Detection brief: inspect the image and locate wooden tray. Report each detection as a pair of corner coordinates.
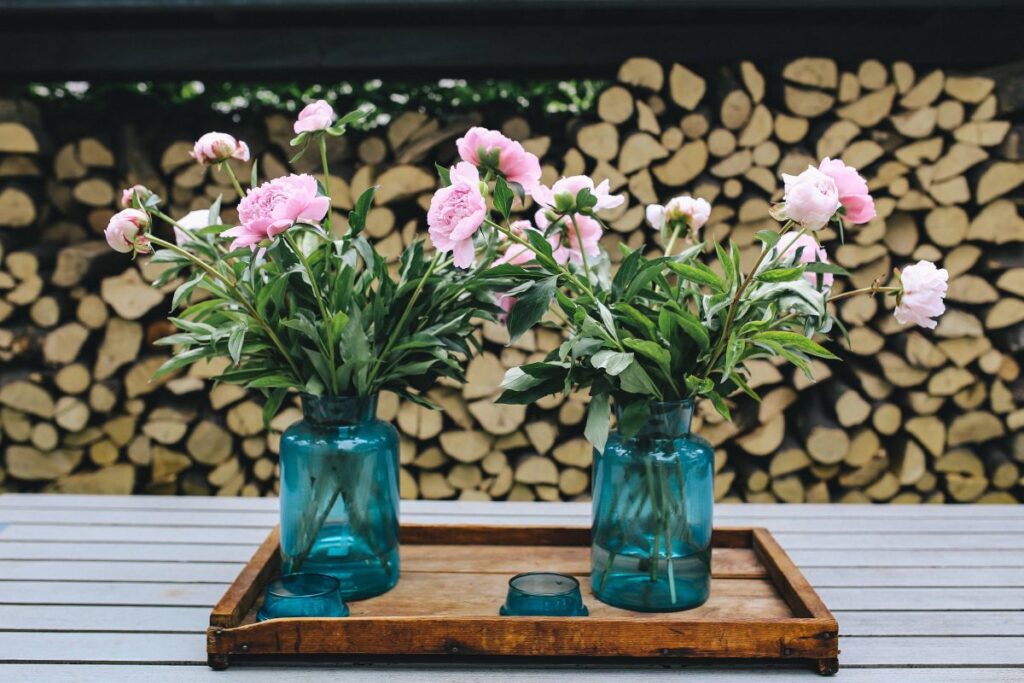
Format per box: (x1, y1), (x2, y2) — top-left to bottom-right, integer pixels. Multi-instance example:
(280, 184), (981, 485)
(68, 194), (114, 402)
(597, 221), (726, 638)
(208, 524), (839, 674)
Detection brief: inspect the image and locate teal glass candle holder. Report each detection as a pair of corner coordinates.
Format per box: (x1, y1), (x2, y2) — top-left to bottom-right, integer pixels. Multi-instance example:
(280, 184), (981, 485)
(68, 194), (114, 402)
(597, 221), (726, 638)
(499, 572), (588, 616)
(257, 572), (349, 621)
(591, 399), (714, 612)
(279, 394), (400, 601)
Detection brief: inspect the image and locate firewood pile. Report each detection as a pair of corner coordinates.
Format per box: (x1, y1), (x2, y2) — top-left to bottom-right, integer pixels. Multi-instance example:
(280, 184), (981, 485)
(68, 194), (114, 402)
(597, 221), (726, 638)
(0, 57), (1021, 503)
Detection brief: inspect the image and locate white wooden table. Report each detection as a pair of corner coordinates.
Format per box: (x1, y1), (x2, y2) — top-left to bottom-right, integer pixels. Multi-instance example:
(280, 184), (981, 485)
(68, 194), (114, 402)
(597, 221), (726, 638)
(0, 494), (1021, 681)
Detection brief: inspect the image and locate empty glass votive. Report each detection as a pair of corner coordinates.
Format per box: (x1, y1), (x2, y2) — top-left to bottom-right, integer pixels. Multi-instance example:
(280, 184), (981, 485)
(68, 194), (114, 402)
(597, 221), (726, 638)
(499, 572), (588, 616)
(257, 572), (349, 621)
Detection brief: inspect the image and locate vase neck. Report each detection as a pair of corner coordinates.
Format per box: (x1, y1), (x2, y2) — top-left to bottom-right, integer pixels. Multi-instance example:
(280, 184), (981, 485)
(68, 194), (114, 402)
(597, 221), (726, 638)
(301, 394), (377, 426)
(618, 399), (695, 440)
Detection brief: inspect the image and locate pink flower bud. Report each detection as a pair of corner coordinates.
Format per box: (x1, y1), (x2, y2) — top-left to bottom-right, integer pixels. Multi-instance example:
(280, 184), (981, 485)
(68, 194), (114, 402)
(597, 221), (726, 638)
(190, 132), (250, 166)
(120, 184), (153, 209)
(531, 176), (624, 216)
(782, 165), (841, 230)
(105, 209), (152, 254)
(894, 260), (948, 329)
(645, 195), (711, 235)
(294, 100), (336, 134)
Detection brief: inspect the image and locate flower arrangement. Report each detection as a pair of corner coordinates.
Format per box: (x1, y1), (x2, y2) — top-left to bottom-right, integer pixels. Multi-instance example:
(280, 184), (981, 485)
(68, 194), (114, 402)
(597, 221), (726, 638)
(454, 151), (949, 453)
(105, 104), (505, 425)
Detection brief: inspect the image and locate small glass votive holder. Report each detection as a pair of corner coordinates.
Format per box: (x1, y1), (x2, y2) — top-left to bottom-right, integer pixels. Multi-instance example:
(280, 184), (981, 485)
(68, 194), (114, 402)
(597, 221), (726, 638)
(499, 572), (589, 617)
(257, 572), (349, 621)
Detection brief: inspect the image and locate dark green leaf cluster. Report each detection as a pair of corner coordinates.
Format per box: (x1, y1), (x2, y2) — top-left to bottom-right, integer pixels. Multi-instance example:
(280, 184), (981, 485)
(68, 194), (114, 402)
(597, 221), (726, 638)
(151, 190), (502, 424)
(490, 229), (848, 452)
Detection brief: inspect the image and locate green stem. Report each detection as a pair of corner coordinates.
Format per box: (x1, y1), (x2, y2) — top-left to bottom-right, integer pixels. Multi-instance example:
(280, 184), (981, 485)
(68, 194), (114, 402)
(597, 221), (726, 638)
(643, 457), (660, 582)
(219, 162), (247, 200)
(828, 284), (899, 303)
(663, 223), (683, 257)
(284, 231), (338, 395)
(365, 250), (443, 389)
(318, 137), (332, 233)
(148, 231), (303, 382)
(567, 214), (591, 279)
(659, 465), (677, 604)
(701, 221), (798, 379)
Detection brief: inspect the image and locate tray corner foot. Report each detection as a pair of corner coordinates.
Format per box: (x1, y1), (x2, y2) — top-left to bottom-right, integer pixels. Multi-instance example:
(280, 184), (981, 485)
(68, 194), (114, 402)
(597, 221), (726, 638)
(208, 654), (231, 671)
(816, 657), (839, 676)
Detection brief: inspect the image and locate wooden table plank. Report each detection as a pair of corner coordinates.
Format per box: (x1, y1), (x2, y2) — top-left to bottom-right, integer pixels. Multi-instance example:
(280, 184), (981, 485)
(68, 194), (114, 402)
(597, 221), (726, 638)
(1, 495), (1022, 680)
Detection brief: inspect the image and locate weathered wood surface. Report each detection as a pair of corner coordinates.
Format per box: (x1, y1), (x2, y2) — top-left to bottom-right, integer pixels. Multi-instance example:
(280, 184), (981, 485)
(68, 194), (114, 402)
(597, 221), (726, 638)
(0, 495), (1023, 680)
(206, 524), (836, 671)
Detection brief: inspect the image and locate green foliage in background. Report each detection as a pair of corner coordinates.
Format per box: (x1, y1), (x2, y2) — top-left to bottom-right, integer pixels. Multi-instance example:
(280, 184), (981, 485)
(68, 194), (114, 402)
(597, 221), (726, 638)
(17, 79), (607, 128)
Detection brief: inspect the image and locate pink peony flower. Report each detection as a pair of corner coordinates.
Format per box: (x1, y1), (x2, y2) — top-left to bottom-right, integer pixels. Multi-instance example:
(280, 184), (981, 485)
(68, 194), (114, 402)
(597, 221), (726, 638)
(894, 260), (948, 330)
(532, 176), (624, 217)
(174, 208), (219, 246)
(427, 162), (487, 268)
(294, 100), (336, 134)
(120, 184), (153, 209)
(782, 165), (841, 230)
(780, 233), (834, 289)
(190, 132), (250, 166)
(818, 157), (875, 224)
(105, 208), (152, 254)
(222, 174), (329, 250)
(645, 195), (711, 234)
(496, 293), (517, 323)
(495, 220), (538, 266)
(547, 213), (602, 267)
(456, 127), (542, 193)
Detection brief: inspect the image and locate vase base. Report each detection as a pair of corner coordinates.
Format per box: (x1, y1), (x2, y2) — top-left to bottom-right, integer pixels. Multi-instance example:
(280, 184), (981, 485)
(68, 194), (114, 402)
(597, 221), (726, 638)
(287, 546), (400, 601)
(591, 545), (710, 612)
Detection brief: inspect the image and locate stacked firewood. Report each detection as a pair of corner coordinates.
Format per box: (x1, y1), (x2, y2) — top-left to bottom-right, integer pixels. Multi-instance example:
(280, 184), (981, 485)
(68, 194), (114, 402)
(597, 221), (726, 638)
(0, 56), (1021, 503)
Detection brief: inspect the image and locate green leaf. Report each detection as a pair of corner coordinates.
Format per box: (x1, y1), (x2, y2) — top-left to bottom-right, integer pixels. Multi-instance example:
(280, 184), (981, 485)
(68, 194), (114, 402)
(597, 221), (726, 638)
(590, 350), (634, 376)
(250, 158), (259, 188)
(507, 275), (557, 342)
(622, 338), (671, 374)
(261, 388), (288, 427)
(755, 230), (780, 248)
(435, 163), (451, 187)
(756, 331), (838, 359)
(493, 177), (514, 220)
(618, 361), (662, 398)
(171, 272), (204, 310)
(585, 393), (611, 453)
(667, 261), (726, 293)
(618, 398), (651, 438)
(804, 261), (851, 277)
(575, 187), (598, 212)
(227, 325), (246, 365)
(670, 310), (710, 352)
(348, 186), (377, 236)
(755, 266), (805, 283)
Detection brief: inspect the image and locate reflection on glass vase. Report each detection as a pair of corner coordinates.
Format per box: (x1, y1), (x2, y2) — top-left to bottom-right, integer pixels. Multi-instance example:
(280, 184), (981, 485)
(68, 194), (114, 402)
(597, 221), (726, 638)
(591, 399), (713, 612)
(279, 394), (400, 601)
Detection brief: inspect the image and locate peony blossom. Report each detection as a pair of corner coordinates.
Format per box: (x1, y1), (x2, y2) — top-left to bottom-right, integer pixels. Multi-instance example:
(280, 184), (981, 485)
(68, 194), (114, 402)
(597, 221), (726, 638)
(223, 174), (329, 250)
(782, 165), (841, 230)
(121, 184), (153, 209)
(294, 100), (336, 134)
(496, 293), (517, 323)
(894, 260), (948, 330)
(174, 208), (219, 246)
(495, 220), (538, 266)
(818, 157), (875, 224)
(547, 213), (602, 267)
(532, 176), (624, 217)
(427, 162), (487, 268)
(105, 208), (152, 254)
(780, 233), (833, 289)
(190, 132), (250, 166)
(645, 195), (711, 235)
(456, 127), (542, 193)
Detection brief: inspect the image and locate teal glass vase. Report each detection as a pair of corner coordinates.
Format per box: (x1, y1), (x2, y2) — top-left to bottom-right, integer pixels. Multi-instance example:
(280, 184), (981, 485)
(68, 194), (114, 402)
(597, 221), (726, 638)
(591, 399), (713, 612)
(279, 394), (400, 601)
